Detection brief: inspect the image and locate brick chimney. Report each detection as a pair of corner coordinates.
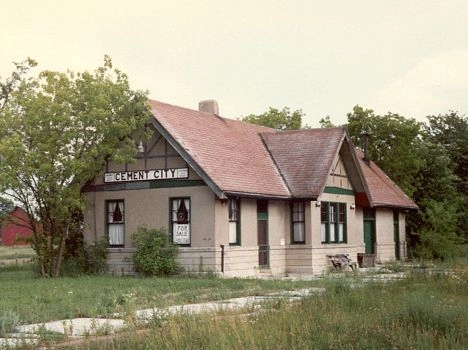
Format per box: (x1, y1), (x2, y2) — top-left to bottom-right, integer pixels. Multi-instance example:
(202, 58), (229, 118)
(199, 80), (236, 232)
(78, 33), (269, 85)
(198, 100), (219, 115)
(363, 132), (370, 165)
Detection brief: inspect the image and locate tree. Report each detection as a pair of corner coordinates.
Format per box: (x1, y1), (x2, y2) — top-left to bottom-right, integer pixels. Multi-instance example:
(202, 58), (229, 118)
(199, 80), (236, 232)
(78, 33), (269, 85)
(319, 115), (337, 128)
(0, 196), (14, 218)
(0, 56), (152, 276)
(241, 107), (304, 130)
(342, 105), (465, 259)
(407, 139), (463, 258)
(0, 58), (37, 110)
(346, 105), (422, 197)
(423, 112), (468, 243)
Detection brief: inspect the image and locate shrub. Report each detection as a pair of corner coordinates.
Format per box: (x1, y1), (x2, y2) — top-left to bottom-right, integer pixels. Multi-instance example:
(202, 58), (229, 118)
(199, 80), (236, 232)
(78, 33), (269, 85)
(132, 227), (181, 276)
(61, 234), (108, 276)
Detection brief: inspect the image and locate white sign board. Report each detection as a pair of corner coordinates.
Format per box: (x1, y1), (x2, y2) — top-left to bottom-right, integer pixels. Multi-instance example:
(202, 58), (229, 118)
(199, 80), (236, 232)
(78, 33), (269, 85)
(173, 224), (190, 244)
(104, 168), (189, 183)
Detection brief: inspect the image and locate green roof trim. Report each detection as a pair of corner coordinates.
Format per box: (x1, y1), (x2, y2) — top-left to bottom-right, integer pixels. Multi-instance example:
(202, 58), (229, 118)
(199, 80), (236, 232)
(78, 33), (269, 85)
(323, 186), (354, 196)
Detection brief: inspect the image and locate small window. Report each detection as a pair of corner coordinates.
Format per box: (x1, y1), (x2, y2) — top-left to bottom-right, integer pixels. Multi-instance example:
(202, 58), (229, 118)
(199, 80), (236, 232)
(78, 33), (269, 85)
(321, 202), (347, 244)
(320, 204), (327, 243)
(107, 200), (125, 247)
(171, 198), (191, 245)
(338, 203), (346, 243)
(228, 198), (241, 245)
(291, 201), (305, 243)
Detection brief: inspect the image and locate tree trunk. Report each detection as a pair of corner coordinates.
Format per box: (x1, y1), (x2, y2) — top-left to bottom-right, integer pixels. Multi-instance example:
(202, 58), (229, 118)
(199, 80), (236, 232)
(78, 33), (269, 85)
(53, 225), (68, 277)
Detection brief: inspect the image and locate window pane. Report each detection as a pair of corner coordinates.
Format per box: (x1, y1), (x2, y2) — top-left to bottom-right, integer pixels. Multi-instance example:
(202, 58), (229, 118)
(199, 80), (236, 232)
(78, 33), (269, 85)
(108, 201), (124, 223)
(293, 201), (304, 221)
(171, 198), (191, 245)
(109, 223), (124, 245)
(293, 222), (305, 242)
(321, 205), (327, 223)
(108, 200), (124, 246)
(329, 203), (336, 223)
(339, 203), (346, 223)
(329, 222), (336, 242)
(338, 223), (344, 242)
(321, 223), (326, 242)
(229, 222), (237, 244)
(229, 199), (239, 221)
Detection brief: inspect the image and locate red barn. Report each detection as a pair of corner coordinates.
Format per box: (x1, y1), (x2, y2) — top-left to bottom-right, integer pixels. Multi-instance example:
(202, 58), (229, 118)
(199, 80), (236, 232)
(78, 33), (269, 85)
(1, 207), (34, 246)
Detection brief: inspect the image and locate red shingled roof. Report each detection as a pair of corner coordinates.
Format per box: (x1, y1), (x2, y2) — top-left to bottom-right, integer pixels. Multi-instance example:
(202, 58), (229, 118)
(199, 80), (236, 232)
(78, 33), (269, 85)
(149, 100), (290, 198)
(261, 128), (346, 198)
(149, 99), (417, 209)
(355, 149), (418, 209)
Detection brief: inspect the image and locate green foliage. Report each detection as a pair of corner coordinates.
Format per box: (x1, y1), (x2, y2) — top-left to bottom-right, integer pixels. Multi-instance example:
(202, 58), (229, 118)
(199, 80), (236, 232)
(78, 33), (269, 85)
(346, 105), (422, 197)
(319, 115), (337, 128)
(131, 227), (181, 276)
(0, 57), (37, 110)
(61, 234), (109, 276)
(412, 199), (464, 260)
(241, 106), (304, 130)
(0, 196), (14, 218)
(424, 112), (468, 242)
(425, 112), (468, 192)
(342, 105), (466, 260)
(0, 56), (152, 277)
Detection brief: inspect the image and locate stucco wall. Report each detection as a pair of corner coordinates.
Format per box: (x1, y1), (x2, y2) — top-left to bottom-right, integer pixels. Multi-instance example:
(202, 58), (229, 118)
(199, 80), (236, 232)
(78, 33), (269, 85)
(375, 208), (395, 263)
(84, 185), (215, 247)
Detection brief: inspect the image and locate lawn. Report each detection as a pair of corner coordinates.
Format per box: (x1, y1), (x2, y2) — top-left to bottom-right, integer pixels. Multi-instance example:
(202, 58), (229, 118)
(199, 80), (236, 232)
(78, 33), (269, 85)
(0, 261), (466, 349)
(0, 263), (322, 324)
(78, 265), (468, 350)
(0, 245), (35, 262)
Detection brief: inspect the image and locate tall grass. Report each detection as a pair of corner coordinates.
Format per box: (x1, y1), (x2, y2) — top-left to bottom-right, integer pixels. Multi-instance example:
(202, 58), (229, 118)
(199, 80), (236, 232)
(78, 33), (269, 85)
(0, 264), (321, 324)
(0, 246), (35, 261)
(73, 270), (467, 350)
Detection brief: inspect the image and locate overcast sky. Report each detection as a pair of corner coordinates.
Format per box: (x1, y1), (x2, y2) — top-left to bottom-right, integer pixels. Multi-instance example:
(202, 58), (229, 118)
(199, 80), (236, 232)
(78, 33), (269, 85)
(1, 0), (467, 127)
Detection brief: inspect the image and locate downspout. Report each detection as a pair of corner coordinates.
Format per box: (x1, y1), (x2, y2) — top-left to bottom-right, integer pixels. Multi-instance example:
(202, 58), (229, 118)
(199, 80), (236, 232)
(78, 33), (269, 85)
(220, 244), (225, 273)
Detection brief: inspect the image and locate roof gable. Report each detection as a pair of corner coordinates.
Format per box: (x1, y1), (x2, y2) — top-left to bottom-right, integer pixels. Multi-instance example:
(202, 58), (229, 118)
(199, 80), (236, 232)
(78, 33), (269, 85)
(355, 149), (418, 209)
(261, 128), (347, 198)
(149, 100), (290, 198)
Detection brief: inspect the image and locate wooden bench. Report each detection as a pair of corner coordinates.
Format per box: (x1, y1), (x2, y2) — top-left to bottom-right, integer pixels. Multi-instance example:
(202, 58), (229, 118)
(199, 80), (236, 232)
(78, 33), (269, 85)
(327, 254), (357, 271)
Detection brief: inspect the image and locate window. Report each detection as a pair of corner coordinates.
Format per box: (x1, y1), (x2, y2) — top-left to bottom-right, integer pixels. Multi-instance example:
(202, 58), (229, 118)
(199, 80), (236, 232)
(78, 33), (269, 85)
(338, 203), (346, 242)
(228, 198), (241, 245)
(291, 201), (305, 243)
(171, 198), (190, 245)
(321, 202), (347, 244)
(107, 200), (125, 247)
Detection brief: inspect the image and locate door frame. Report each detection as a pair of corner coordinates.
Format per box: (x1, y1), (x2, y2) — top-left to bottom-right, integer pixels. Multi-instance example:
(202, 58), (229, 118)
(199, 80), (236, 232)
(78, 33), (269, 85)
(363, 208), (376, 254)
(257, 200), (269, 268)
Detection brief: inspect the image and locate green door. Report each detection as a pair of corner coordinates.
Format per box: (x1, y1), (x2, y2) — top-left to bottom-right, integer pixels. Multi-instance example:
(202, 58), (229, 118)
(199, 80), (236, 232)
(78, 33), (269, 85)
(363, 220), (375, 254)
(363, 209), (376, 254)
(257, 200), (269, 267)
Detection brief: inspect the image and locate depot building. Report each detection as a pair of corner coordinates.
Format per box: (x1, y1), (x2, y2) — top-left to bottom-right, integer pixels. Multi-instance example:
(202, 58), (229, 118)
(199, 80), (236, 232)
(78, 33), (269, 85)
(83, 99), (417, 277)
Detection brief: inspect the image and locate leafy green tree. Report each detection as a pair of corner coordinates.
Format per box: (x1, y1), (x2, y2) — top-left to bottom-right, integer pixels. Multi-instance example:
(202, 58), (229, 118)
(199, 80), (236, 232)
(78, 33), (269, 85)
(319, 115), (337, 128)
(0, 196), (14, 218)
(424, 112), (468, 188)
(412, 199), (464, 260)
(346, 105), (422, 197)
(242, 107), (304, 130)
(407, 139), (463, 258)
(0, 58), (37, 110)
(0, 56), (152, 276)
(424, 112), (468, 241)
